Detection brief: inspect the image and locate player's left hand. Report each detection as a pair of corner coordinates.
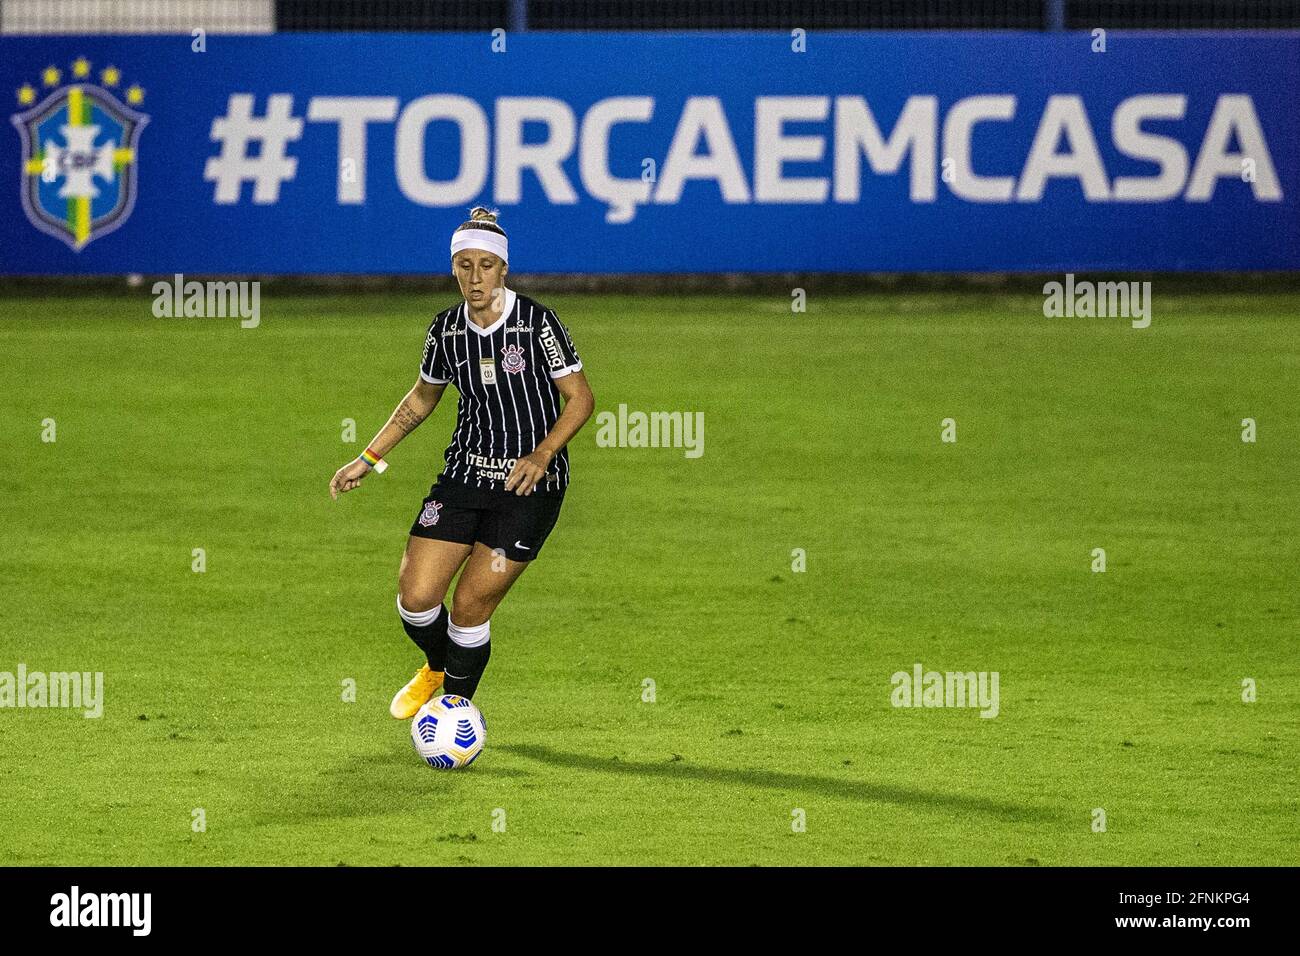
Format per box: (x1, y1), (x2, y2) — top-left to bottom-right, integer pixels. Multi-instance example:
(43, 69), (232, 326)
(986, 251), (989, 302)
(505, 448), (554, 496)
(329, 457), (371, 500)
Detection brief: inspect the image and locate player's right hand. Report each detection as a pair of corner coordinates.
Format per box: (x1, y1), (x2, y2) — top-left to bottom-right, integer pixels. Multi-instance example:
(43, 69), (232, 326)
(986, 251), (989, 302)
(329, 458), (371, 500)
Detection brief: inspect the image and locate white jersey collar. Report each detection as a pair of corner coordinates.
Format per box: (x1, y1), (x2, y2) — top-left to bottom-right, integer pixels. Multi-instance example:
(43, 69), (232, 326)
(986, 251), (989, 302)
(465, 287), (516, 337)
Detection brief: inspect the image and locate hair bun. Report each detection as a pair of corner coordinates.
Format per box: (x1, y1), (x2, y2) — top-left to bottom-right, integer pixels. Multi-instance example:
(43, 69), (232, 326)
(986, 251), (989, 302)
(468, 206), (499, 224)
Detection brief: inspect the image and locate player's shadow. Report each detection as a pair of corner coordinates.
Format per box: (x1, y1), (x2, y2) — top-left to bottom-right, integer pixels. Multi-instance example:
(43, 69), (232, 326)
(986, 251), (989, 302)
(498, 743), (1056, 823)
(249, 745), (536, 828)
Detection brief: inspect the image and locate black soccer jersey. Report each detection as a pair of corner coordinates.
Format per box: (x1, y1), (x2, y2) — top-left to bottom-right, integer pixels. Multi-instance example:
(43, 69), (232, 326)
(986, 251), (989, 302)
(418, 289), (582, 494)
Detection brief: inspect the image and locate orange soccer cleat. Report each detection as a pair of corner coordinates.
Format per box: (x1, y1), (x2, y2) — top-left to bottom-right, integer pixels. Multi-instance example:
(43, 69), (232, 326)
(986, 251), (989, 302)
(389, 664), (445, 719)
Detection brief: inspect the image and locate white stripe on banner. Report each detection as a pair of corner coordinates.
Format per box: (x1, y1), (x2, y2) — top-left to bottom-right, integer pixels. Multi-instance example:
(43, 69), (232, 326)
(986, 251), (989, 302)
(1, 0), (274, 34)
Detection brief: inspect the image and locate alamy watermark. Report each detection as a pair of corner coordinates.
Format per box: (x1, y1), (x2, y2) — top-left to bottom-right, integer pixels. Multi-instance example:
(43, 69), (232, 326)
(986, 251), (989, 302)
(0, 664), (103, 718)
(594, 403), (704, 458)
(890, 663), (999, 718)
(1043, 274), (1151, 329)
(151, 273), (260, 328)
(50, 886), (150, 936)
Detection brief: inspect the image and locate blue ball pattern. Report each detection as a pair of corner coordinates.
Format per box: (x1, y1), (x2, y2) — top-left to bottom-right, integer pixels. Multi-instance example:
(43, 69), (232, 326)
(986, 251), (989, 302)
(453, 718), (477, 749)
(414, 713), (439, 744)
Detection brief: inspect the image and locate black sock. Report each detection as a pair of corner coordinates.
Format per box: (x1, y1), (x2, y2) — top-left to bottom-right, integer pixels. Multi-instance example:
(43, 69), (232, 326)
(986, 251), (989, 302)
(401, 605), (449, 672)
(444, 639), (491, 699)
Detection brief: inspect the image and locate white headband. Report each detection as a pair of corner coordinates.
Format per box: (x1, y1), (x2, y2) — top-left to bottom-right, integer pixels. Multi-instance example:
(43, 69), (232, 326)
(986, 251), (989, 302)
(450, 227), (508, 264)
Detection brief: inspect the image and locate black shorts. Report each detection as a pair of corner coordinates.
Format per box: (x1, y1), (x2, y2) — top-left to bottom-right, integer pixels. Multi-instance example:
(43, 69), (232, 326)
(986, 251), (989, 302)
(408, 480), (564, 563)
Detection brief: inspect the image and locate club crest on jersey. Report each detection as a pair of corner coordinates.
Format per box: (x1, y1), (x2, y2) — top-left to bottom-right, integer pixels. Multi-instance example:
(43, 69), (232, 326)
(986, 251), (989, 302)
(11, 59), (149, 251)
(418, 500), (443, 527)
(501, 343), (526, 374)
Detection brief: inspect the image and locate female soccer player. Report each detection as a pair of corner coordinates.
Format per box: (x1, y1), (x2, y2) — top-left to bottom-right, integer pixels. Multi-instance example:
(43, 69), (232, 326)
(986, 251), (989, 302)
(329, 207), (594, 717)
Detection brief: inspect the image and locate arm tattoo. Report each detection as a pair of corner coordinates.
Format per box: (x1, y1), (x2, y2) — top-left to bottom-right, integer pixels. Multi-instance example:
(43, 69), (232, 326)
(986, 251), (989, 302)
(392, 399), (427, 436)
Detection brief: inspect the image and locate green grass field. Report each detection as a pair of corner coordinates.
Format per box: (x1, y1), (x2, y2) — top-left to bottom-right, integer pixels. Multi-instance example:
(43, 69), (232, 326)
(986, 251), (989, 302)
(2, 288), (1296, 866)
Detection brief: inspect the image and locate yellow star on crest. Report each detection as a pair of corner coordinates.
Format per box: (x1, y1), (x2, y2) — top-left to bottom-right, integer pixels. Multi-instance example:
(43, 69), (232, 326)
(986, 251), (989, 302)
(42, 66), (61, 87)
(101, 66), (121, 87)
(72, 57), (91, 78)
(126, 85), (145, 105)
(17, 84), (36, 105)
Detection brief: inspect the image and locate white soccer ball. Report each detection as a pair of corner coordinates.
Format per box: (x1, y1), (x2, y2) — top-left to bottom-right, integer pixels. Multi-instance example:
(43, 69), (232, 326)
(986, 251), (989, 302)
(410, 694), (487, 769)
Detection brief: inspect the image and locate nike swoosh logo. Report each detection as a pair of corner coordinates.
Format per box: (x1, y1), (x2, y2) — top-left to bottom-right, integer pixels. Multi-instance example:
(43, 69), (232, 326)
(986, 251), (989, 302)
(514, 541), (531, 550)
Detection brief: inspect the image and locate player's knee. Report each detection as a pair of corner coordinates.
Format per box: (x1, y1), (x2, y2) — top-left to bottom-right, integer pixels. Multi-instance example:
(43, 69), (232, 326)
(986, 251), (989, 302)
(449, 591), (493, 628)
(397, 560), (445, 613)
(396, 588), (441, 615)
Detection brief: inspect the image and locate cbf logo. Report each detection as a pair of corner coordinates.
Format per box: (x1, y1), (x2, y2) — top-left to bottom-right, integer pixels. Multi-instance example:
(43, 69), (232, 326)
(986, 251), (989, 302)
(11, 59), (148, 250)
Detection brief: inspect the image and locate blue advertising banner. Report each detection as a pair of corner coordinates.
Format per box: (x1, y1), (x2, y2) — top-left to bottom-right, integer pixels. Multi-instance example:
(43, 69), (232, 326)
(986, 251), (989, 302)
(0, 32), (1296, 273)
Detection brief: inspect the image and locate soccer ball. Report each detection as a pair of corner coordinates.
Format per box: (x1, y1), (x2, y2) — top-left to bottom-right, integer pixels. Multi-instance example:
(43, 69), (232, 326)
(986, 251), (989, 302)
(410, 694), (486, 769)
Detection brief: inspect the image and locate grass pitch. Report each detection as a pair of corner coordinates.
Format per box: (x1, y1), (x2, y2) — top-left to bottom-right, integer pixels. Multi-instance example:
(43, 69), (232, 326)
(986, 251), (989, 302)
(1, 288), (1296, 866)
